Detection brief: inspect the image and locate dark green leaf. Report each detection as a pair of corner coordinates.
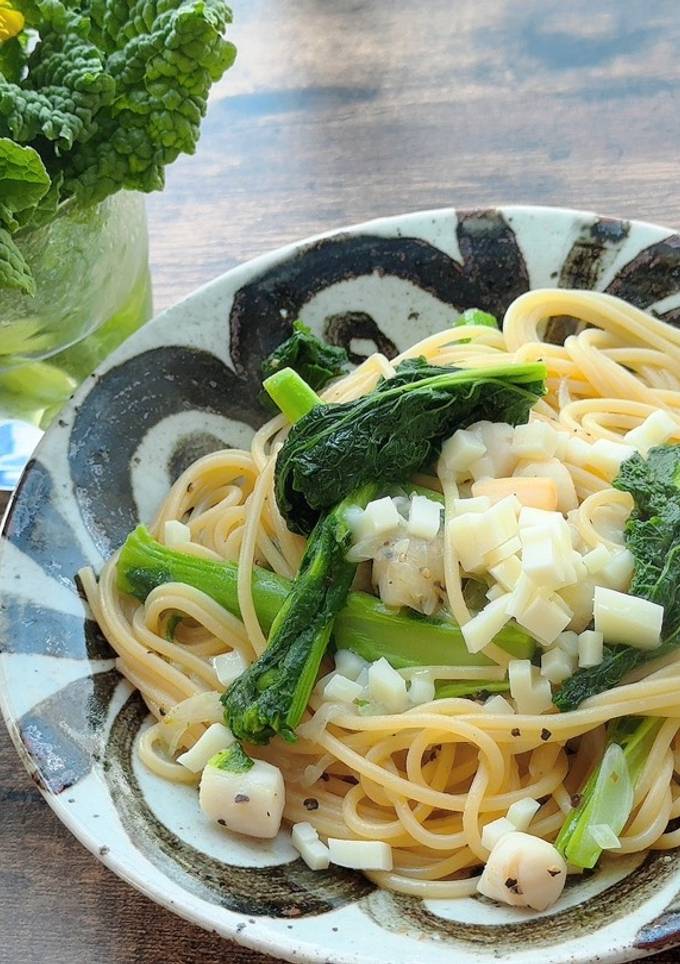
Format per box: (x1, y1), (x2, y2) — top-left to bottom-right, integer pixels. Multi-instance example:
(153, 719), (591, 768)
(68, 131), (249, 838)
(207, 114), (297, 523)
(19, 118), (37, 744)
(259, 321), (349, 412)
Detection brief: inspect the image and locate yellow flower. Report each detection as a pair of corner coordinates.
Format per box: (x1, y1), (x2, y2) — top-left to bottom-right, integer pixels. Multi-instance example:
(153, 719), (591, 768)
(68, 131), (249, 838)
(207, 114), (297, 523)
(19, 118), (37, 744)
(0, 0), (24, 42)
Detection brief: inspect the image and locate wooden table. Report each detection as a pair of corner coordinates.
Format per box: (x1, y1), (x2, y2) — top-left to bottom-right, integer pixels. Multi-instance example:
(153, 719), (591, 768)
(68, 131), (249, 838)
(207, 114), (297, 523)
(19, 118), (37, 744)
(3, 0), (680, 960)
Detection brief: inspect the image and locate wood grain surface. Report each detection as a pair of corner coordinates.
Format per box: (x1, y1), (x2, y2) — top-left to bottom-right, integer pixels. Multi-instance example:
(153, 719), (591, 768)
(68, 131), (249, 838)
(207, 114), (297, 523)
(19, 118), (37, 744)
(4, 0), (680, 960)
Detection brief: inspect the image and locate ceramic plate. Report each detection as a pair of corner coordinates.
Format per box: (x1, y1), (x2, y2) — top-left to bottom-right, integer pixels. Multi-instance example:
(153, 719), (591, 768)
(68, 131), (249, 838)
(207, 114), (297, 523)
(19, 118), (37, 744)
(3, 206), (680, 964)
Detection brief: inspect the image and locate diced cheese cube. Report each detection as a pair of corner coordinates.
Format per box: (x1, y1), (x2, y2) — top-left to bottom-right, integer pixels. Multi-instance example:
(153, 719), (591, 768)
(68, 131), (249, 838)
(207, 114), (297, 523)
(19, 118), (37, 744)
(291, 823), (330, 871)
(323, 674), (364, 703)
(199, 757), (285, 839)
(471, 476), (559, 511)
(520, 525), (575, 590)
(559, 578), (597, 634)
(408, 676), (436, 706)
(490, 554), (523, 591)
(505, 573), (539, 620)
(624, 410), (678, 454)
(582, 543), (611, 575)
(212, 650), (248, 688)
(516, 592), (572, 647)
(362, 498), (402, 538)
(509, 659), (554, 714)
(450, 497), (519, 572)
(594, 587), (663, 650)
(164, 519), (191, 546)
(452, 496), (492, 516)
(565, 436), (593, 467)
(482, 694), (515, 715)
(554, 431), (571, 460)
(506, 798), (541, 831)
(368, 658), (409, 712)
(478, 497), (520, 552)
(519, 507), (565, 531)
(481, 817), (517, 851)
(578, 629), (604, 668)
(485, 536), (522, 567)
(600, 549), (635, 592)
(461, 595), (512, 654)
(335, 649), (369, 681)
(515, 458), (578, 513)
(541, 646), (575, 683)
(486, 582), (506, 602)
(590, 439), (637, 480)
(556, 630), (579, 659)
(177, 723), (235, 773)
(512, 422), (558, 459)
(477, 422), (518, 477)
(407, 494), (442, 540)
(439, 430), (486, 475)
(327, 838), (393, 871)
(448, 512), (485, 572)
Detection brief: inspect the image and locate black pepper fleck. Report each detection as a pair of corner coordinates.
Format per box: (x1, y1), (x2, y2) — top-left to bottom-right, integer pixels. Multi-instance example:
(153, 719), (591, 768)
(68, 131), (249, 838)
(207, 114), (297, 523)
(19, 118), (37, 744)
(234, 793), (250, 803)
(303, 797), (319, 811)
(505, 877), (518, 889)
(547, 867), (562, 877)
(571, 793), (581, 808)
(540, 728), (551, 741)
(511, 728), (521, 737)
(218, 819), (227, 826)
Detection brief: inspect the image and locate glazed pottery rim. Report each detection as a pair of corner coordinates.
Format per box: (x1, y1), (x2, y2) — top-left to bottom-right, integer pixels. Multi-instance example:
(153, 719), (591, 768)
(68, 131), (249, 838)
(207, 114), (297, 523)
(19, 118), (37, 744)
(2, 202), (679, 964)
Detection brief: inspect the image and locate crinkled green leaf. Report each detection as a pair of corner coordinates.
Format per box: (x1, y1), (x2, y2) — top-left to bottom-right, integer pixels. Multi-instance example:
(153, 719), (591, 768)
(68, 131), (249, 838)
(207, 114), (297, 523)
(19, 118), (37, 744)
(0, 137), (50, 230)
(0, 225), (35, 294)
(0, 36), (28, 84)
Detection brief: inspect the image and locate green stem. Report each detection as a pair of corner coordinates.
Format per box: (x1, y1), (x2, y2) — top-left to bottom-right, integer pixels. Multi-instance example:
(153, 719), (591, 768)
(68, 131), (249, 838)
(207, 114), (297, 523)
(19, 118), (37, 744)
(263, 367), (322, 423)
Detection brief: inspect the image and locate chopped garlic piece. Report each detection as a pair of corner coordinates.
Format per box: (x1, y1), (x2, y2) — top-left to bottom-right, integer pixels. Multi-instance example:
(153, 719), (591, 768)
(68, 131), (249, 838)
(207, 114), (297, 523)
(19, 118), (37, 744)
(594, 587), (663, 650)
(578, 629), (604, 668)
(335, 649), (368, 681)
(328, 838), (393, 871)
(323, 674), (364, 703)
(407, 676), (436, 706)
(212, 650), (248, 687)
(506, 798), (541, 831)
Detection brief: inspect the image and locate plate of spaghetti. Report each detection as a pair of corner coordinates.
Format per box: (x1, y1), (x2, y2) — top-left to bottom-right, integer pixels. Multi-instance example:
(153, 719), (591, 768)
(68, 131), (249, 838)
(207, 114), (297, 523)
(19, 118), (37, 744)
(3, 205), (680, 964)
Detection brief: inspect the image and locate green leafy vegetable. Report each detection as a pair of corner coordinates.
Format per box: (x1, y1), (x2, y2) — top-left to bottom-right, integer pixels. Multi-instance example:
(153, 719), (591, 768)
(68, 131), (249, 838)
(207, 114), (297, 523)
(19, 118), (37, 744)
(453, 308), (499, 329)
(222, 484), (380, 745)
(263, 367), (323, 424)
(210, 743), (254, 773)
(274, 358), (547, 534)
(0, 0), (236, 290)
(434, 679), (510, 700)
(556, 717), (661, 868)
(259, 321), (349, 411)
(555, 444), (680, 711)
(117, 525), (535, 671)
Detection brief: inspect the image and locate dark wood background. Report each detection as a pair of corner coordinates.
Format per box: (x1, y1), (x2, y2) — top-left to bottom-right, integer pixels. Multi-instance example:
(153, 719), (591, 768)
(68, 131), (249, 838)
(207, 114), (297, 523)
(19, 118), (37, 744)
(3, 0), (680, 960)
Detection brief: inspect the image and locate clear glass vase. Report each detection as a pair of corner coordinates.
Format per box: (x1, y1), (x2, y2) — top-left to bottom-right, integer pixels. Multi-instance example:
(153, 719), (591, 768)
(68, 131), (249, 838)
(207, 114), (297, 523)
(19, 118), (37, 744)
(0, 191), (153, 485)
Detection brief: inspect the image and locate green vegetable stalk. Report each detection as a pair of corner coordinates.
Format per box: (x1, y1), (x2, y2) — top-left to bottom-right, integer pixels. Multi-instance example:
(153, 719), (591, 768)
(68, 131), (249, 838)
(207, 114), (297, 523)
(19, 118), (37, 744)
(556, 717), (662, 869)
(222, 483), (380, 744)
(274, 357), (547, 534)
(210, 744), (254, 773)
(259, 321), (349, 412)
(555, 444), (680, 711)
(117, 525), (535, 668)
(0, 0), (237, 293)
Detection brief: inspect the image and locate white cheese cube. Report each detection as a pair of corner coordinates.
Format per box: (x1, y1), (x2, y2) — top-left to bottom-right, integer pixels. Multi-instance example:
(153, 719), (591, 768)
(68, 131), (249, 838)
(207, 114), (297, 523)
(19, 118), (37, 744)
(512, 422), (558, 459)
(439, 430), (486, 475)
(407, 494), (442, 540)
(516, 592), (572, 647)
(164, 519), (191, 546)
(334, 649), (368, 681)
(362, 497), (402, 538)
(199, 757), (285, 838)
(509, 659), (554, 714)
(177, 723), (235, 773)
(368, 657), (409, 712)
(475, 496), (520, 555)
(461, 594), (512, 654)
(485, 536), (522, 567)
(590, 439), (637, 479)
(490, 554), (523, 591)
(327, 838), (393, 871)
(559, 578), (597, 634)
(578, 630), (604, 668)
(593, 586), (663, 650)
(291, 823), (330, 871)
(515, 458), (578, 513)
(408, 676), (436, 706)
(519, 506), (565, 531)
(554, 431), (571, 460)
(565, 436), (594, 467)
(323, 674), (364, 704)
(482, 694), (515, 715)
(486, 583), (506, 602)
(541, 647), (575, 683)
(505, 573), (539, 620)
(212, 650), (248, 688)
(556, 630), (579, 659)
(481, 817), (517, 851)
(600, 549), (635, 592)
(448, 512), (485, 572)
(582, 543), (611, 575)
(624, 410), (678, 454)
(451, 496), (492, 516)
(477, 422), (518, 477)
(506, 798), (541, 831)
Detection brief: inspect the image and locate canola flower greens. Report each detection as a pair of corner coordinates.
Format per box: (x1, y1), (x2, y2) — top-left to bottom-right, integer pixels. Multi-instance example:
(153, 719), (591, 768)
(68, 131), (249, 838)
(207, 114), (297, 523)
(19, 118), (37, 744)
(0, 0), (236, 294)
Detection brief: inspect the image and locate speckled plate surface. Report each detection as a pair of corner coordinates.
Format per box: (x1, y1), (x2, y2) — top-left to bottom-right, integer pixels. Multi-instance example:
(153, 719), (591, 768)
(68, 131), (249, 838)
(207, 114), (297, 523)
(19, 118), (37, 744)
(2, 206), (680, 964)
